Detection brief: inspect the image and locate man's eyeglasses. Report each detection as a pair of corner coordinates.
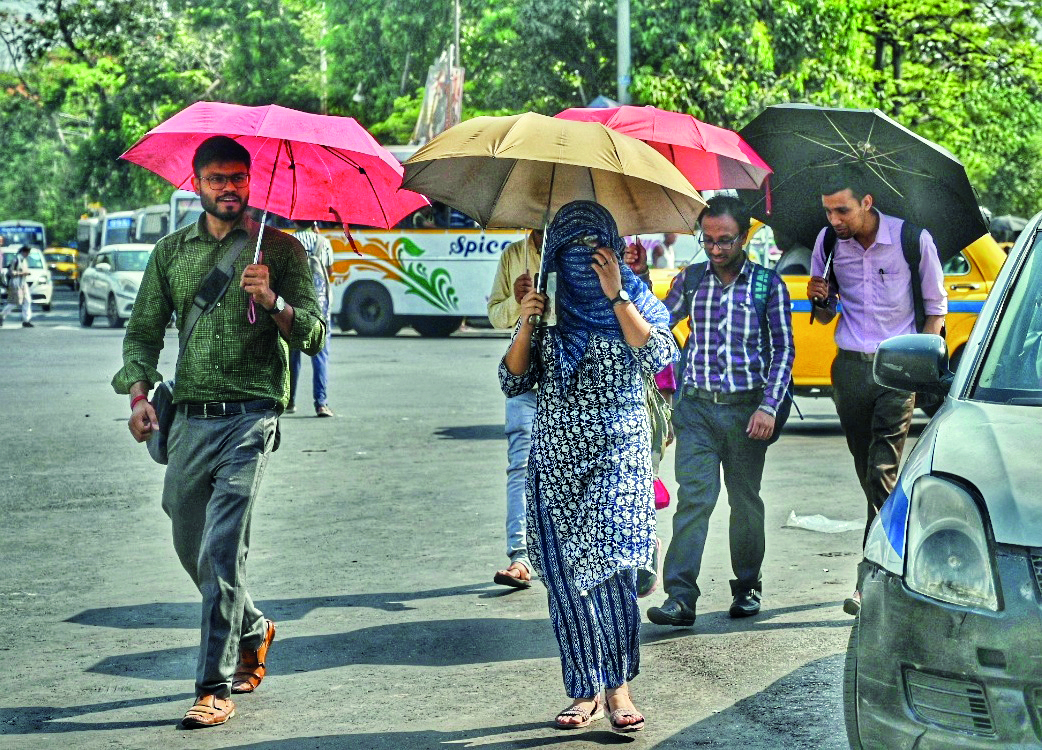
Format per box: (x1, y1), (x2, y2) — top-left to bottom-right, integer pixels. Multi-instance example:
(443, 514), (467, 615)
(200, 173), (250, 190)
(699, 235), (741, 251)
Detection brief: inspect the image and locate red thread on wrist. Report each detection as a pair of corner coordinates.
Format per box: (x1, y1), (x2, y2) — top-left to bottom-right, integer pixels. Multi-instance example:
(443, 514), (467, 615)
(131, 394), (148, 410)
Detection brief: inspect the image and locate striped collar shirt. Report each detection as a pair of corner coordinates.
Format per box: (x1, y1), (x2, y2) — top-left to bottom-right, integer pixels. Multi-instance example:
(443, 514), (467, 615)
(662, 260), (794, 415)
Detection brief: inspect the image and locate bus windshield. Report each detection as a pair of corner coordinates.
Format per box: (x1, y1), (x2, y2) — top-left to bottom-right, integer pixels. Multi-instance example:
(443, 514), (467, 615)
(0, 222), (46, 250)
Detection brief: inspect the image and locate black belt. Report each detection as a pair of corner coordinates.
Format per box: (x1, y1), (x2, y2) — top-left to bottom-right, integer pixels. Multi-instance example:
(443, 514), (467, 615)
(836, 349), (876, 362)
(178, 399), (280, 418)
(682, 386), (762, 405)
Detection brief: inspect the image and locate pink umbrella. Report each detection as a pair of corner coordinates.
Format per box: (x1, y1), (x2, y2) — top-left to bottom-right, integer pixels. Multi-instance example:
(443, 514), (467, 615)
(555, 104), (772, 192)
(122, 101), (427, 231)
(122, 101), (428, 320)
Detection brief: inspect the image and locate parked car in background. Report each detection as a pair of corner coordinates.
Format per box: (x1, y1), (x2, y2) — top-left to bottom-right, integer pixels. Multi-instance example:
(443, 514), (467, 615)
(1, 247), (53, 311)
(44, 247), (79, 289)
(844, 210), (1042, 749)
(78, 243), (153, 328)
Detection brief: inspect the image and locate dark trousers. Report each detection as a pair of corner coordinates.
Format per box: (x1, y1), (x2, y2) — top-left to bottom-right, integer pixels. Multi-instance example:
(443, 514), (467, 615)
(831, 351), (915, 545)
(662, 392), (770, 608)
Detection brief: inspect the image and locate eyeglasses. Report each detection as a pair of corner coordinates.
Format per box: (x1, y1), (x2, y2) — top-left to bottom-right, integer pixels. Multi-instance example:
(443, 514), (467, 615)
(699, 235), (741, 251)
(200, 173), (250, 190)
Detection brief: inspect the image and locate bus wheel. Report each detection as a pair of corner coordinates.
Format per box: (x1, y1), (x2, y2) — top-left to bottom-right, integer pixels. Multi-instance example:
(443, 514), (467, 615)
(411, 316), (463, 338)
(345, 282), (401, 337)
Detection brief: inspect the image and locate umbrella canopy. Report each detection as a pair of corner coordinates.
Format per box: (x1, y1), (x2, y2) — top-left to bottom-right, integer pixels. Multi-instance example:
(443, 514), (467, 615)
(400, 112), (706, 237)
(555, 104), (772, 191)
(737, 103), (990, 261)
(121, 101), (428, 229)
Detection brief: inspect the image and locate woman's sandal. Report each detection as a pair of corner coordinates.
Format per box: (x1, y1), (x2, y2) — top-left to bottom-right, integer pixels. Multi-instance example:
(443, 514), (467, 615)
(554, 696), (604, 729)
(493, 561), (532, 589)
(609, 708), (646, 733)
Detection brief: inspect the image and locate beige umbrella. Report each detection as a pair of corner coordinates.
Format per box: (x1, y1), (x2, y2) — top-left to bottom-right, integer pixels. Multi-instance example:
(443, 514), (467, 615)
(401, 112), (706, 236)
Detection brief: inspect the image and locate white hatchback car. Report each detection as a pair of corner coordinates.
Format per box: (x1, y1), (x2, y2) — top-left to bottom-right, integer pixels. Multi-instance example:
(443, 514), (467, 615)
(1, 247), (54, 311)
(78, 243), (153, 328)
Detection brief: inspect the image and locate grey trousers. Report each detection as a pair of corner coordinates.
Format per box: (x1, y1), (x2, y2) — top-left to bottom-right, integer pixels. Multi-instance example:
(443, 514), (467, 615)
(831, 352), (915, 545)
(663, 392), (769, 608)
(162, 407), (279, 698)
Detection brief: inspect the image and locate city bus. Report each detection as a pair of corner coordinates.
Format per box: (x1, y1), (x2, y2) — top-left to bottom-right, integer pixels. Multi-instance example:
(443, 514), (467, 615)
(0, 219), (47, 251)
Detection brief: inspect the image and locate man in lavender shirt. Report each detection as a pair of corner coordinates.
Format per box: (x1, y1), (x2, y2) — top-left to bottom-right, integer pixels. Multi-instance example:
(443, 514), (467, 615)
(807, 173), (946, 616)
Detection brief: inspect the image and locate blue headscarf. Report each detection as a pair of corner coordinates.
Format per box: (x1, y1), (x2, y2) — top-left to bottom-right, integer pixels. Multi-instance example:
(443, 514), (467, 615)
(541, 200), (670, 389)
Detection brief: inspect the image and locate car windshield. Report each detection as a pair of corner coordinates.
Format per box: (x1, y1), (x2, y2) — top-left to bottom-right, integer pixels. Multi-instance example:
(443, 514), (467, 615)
(2, 251), (45, 269)
(113, 250), (151, 272)
(973, 226), (1042, 404)
(47, 252), (75, 264)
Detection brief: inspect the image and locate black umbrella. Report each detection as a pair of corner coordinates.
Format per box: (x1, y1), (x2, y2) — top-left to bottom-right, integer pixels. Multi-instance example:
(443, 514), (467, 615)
(989, 214), (1027, 244)
(737, 103), (990, 262)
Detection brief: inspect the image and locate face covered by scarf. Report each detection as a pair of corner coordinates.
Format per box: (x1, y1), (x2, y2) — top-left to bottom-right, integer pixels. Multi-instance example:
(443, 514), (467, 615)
(541, 200), (670, 388)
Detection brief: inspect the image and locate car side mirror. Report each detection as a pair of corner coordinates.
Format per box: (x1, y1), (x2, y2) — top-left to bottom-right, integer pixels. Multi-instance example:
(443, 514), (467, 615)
(95, 262), (111, 272)
(873, 334), (952, 395)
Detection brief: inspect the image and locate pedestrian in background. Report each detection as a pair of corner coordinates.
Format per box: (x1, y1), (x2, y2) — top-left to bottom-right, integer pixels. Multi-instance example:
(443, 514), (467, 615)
(114, 135), (326, 729)
(1, 245), (34, 328)
(648, 196), (794, 628)
(487, 228), (543, 588)
(501, 200), (677, 733)
(288, 226), (335, 417)
(806, 170), (946, 616)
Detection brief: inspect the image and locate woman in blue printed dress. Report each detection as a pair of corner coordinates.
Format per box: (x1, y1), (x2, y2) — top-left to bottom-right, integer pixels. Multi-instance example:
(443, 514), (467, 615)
(499, 201), (678, 733)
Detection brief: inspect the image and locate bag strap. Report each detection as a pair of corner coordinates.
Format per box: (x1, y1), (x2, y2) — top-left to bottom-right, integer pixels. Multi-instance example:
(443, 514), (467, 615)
(899, 220), (926, 333)
(177, 231), (252, 360)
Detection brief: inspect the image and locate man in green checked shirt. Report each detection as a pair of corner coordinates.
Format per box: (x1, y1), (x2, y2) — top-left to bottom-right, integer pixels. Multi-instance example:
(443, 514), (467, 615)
(112, 136), (325, 729)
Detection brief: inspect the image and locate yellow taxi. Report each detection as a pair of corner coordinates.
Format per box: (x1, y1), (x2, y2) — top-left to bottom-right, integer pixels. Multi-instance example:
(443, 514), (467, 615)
(653, 222), (1007, 397)
(44, 247), (80, 289)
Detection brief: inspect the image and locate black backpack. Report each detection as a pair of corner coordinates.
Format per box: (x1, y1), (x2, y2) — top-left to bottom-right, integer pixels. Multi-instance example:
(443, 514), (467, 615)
(821, 220), (927, 332)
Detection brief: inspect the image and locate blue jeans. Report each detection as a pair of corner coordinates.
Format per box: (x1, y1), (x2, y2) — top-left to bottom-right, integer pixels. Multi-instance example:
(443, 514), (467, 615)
(289, 338), (330, 408)
(504, 389), (536, 567)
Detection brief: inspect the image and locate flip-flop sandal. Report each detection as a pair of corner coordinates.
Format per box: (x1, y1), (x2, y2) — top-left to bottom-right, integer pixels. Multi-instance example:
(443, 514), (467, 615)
(493, 562), (532, 589)
(610, 708), (646, 733)
(555, 697), (604, 729)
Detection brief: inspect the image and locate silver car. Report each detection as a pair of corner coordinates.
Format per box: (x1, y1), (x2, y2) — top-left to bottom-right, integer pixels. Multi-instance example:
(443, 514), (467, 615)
(845, 211), (1042, 749)
(78, 243), (153, 328)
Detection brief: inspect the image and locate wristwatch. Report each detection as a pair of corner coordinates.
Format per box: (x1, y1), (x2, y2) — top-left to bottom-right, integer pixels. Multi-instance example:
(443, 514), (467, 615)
(264, 295), (286, 315)
(610, 290), (631, 306)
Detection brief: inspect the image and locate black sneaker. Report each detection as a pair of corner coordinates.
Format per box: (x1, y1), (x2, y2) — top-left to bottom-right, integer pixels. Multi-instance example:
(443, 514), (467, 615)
(22, 321), (33, 328)
(646, 599), (696, 627)
(285, 400), (296, 414)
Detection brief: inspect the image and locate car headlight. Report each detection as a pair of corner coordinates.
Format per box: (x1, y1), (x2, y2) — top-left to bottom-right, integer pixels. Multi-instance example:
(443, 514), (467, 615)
(119, 279), (138, 295)
(905, 475), (998, 611)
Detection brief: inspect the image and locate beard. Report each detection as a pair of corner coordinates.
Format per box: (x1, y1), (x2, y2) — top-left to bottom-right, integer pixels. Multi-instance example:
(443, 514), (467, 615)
(200, 191), (247, 222)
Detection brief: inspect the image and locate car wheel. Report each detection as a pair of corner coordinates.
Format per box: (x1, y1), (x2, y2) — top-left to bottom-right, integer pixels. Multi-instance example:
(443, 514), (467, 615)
(344, 282), (401, 337)
(78, 295), (94, 327)
(410, 315), (463, 337)
(106, 295), (124, 328)
(843, 619), (865, 750)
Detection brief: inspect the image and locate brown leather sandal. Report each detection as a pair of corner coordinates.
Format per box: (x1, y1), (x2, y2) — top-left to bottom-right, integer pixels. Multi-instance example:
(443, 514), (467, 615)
(493, 561), (532, 589)
(554, 696), (604, 729)
(181, 694), (235, 728)
(232, 619), (275, 693)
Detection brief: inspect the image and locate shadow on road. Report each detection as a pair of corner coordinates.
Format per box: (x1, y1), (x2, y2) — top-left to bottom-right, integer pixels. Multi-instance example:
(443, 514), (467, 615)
(0, 692), (194, 734)
(649, 654), (846, 749)
(642, 600), (854, 645)
(434, 424), (506, 440)
(86, 617), (560, 681)
(66, 583), (501, 629)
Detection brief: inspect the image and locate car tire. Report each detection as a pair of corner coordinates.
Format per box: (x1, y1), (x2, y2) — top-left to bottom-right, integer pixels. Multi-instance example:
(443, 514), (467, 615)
(106, 295), (124, 329)
(410, 315), (463, 338)
(78, 295), (94, 327)
(343, 282), (401, 337)
(843, 619), (865, 750)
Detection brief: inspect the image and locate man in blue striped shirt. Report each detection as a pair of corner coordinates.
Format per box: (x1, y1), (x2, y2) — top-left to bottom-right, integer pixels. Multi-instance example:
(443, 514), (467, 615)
(648, 196), (794, 627)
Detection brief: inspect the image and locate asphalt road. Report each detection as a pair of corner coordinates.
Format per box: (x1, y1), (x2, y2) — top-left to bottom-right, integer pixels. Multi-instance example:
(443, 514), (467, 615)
(0, 288), (924, 749)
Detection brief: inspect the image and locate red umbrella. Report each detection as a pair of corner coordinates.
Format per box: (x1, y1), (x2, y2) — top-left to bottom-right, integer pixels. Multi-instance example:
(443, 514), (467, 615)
(555, 104), (772, 192)
(121, 101), (428, 232)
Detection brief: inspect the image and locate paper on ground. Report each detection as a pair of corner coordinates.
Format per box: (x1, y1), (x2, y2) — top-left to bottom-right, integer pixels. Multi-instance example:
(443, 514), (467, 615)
(784, 510), (863, 533)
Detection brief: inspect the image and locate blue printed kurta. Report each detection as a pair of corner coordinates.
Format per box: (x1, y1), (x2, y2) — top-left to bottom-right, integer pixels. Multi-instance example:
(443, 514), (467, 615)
(499, 326), (678, 593)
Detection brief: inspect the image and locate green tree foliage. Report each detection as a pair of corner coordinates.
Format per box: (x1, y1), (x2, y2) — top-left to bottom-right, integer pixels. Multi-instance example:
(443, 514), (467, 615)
(2, 0), (1042, 240)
